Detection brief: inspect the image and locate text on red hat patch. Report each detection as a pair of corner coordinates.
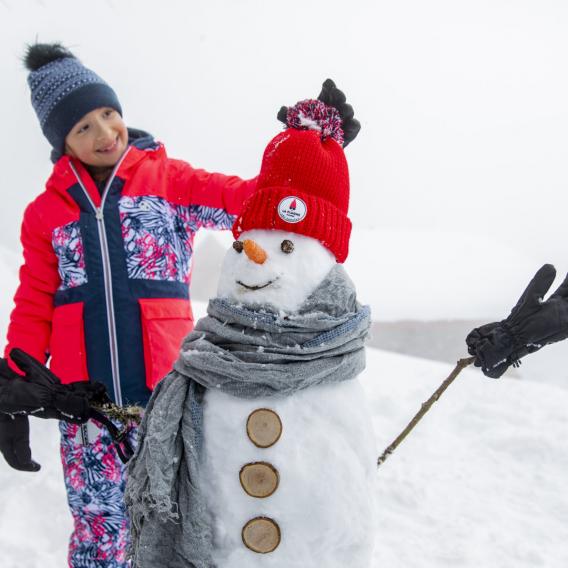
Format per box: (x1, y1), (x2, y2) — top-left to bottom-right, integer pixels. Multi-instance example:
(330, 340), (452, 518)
(277, 197), (307, 224)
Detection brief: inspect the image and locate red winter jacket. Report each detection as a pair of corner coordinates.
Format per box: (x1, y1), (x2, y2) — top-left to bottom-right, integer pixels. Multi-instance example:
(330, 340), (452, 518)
(4, 132), (255, 406)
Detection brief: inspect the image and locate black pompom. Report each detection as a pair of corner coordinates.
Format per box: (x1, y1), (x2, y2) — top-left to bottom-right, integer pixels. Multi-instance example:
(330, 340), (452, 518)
(24, 42), (76, 72)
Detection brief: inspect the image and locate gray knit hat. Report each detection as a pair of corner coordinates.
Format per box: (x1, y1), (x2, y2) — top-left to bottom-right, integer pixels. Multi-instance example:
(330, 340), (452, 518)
(25, 43), (123, 156)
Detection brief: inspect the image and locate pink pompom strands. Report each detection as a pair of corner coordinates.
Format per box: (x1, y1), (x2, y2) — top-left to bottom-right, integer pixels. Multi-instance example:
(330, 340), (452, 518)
(285, 99), (345, 146)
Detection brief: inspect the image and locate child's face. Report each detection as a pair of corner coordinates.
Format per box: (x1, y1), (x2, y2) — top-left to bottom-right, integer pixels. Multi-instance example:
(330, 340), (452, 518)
(65, 107), (128, 167)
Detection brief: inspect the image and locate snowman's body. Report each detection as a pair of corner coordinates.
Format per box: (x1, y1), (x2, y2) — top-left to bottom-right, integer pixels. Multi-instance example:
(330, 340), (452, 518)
(200, 379), (377, 567)
(196, 229), (377, 567)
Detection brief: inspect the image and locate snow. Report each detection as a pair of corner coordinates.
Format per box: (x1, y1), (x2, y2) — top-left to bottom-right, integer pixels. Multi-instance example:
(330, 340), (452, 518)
(344, 228), (547, 321)
(0, 1), (567, 564)
(369, 351), (568, 567)
(201, 380), (376, 567)
(1, 347), (566, 567)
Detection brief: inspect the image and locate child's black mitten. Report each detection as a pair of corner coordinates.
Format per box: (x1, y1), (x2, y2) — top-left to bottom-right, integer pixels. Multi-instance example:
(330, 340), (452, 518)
(1, 351), (134, 464)
(0, 414), (40, 472)
(277, 78), (361, 147)
(316, 79), (361, 147)
(466, 264), (568, 378)
(0, 349), (109, 423)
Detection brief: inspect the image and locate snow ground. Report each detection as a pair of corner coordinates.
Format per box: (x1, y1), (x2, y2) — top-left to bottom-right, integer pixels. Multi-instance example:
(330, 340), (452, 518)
(0, 347), (566, 568)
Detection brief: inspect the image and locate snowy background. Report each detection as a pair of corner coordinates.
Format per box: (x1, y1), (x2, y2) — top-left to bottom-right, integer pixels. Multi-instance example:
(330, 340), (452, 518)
(0, 1), (567, 566)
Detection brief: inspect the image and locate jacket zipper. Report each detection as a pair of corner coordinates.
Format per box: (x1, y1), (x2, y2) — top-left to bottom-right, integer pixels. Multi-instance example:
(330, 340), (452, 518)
(80, 423), (89, 446)
(69, 148), (131, 406)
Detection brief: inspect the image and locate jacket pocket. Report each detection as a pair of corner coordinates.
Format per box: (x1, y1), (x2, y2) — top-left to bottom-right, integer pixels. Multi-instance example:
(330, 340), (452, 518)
(139, 298), (194, 390)
(49, 302), (89, 384)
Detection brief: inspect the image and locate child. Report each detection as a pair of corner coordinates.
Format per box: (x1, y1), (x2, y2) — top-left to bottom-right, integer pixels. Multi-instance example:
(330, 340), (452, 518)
(1, 42), (255, 568)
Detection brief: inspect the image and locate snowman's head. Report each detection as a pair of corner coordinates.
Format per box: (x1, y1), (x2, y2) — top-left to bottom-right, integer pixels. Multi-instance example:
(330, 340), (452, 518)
(220, 80), (361, 312)
(217, 229), (336, 313)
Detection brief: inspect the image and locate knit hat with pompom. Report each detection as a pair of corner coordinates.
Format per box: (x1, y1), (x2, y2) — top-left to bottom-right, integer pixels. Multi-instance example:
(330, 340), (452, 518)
(24, 42), (122, 157)
(233, 79), (360, 263)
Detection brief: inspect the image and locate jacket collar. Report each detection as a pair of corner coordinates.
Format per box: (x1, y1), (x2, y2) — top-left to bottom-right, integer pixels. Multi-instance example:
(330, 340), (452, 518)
(46, 129), (165, 201)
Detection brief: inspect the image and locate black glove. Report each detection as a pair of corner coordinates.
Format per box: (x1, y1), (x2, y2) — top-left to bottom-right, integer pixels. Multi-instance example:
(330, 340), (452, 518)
(0, 349), (109, 423)
(316, 79), (361, 147)
(0, 351), (136, 465)
(277, 78), (361, 147)
(0, 414), (40, 472)
(466, 264), (568, 378)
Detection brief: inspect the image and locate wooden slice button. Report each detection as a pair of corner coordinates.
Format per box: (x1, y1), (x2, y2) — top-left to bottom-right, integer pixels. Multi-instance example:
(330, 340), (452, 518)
(242, 517), (281, 554)
(246, 408), (282, 448)
(240, 462), (280, 498)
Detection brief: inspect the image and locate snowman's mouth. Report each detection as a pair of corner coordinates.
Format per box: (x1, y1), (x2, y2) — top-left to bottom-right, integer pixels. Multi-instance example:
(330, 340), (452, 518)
(237, 278), (278, 291)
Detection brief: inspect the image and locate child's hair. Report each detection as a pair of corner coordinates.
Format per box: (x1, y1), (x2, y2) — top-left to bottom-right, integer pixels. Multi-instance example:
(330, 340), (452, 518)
(24, 42), (122, 158)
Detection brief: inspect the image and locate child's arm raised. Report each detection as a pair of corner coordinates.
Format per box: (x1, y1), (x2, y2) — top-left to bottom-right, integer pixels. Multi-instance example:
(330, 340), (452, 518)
(172, 160), (256, 229)
(4, 202), (60, 370)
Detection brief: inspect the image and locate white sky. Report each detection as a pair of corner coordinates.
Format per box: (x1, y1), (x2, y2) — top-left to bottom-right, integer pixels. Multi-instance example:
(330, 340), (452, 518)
(1, 0), (567, 304)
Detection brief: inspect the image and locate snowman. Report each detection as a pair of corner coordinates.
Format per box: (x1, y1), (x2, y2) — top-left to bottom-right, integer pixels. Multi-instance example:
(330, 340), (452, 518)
(126, 81), (377, 568)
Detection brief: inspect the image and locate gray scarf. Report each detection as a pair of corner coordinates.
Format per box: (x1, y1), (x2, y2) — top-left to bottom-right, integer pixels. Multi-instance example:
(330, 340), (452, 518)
(125, 265), (370, 568)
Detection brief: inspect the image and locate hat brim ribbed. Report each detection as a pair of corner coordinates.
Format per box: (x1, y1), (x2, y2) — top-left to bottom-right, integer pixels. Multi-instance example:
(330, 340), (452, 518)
(233, 186), (352, 263)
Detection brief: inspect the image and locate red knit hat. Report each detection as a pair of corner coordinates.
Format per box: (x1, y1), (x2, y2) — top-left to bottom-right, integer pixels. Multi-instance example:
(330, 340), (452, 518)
(233, 81), (360, 264)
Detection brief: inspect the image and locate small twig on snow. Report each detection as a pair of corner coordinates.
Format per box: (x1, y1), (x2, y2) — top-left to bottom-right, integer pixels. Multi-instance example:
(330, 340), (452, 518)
(377, 356), (475, 469)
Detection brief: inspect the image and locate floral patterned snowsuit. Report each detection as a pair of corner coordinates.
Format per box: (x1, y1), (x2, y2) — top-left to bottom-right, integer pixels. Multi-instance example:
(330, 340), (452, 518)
(5, 131), (256, 566)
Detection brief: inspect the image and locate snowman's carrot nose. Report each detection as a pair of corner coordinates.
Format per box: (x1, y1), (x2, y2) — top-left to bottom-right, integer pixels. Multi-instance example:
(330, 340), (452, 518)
(243, 240), (268, 264)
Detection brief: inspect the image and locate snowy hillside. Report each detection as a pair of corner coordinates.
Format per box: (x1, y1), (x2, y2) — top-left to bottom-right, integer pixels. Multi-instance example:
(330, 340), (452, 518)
(0, 347), (566, 568)
(345, 229), (543, 321)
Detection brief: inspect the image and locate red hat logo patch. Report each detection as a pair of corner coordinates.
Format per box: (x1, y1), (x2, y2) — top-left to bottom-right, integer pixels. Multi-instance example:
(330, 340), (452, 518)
(278, 196), (307, 224)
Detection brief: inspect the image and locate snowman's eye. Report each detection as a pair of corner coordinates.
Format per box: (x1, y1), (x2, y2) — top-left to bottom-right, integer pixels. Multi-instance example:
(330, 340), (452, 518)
(233, 240), (244, 253)
(281, 240), (294, 254)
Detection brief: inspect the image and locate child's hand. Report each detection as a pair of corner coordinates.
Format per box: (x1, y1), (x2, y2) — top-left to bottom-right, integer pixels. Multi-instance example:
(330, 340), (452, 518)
(316, 79), (361, 147)
(466, 264), (568, 377)
(0, 353), (42, 471)
(277, 78), (361, 148)
(0, 350), (109, 424)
